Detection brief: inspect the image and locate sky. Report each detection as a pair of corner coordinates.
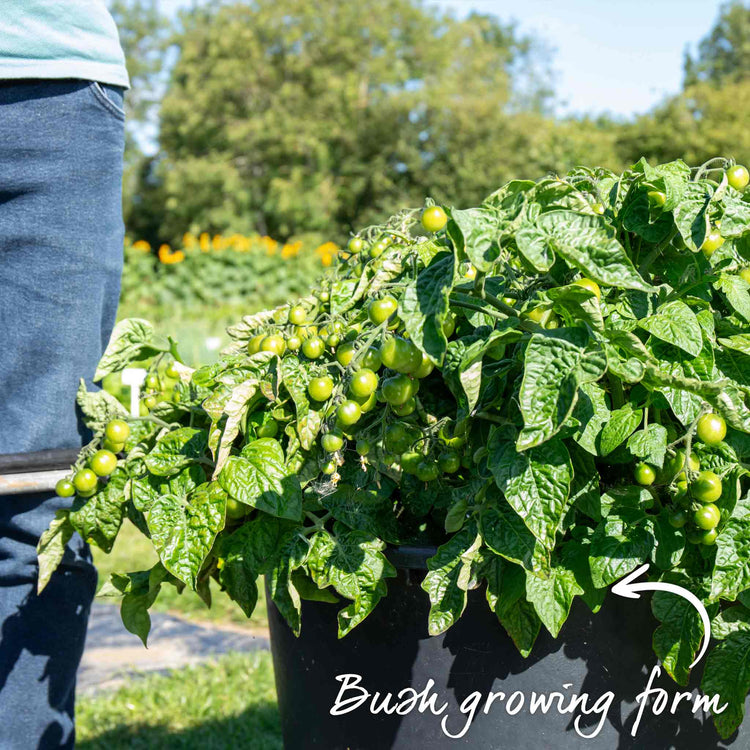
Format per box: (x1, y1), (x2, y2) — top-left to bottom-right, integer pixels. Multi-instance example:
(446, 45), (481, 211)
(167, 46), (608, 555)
(160, 0), (725, 118)
(438, 0), (725, 117)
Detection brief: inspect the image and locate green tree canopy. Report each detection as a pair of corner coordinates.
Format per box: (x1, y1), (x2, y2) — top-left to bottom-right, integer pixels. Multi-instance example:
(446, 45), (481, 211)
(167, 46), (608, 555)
(685, 1), (750, 85)
(148, 0), (616, 244)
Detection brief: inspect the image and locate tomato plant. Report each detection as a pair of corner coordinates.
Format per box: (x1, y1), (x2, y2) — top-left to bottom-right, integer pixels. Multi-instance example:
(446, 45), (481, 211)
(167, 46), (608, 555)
(41, 157), (750, 738)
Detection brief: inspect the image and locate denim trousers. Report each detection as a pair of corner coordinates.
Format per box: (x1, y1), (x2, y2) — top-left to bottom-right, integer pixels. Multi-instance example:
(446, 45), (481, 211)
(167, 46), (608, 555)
(0, 80), (125, 748)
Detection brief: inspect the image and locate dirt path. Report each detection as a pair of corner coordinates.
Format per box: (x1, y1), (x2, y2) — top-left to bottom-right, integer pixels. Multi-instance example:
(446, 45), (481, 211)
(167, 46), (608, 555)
(79, 602), (270, 694)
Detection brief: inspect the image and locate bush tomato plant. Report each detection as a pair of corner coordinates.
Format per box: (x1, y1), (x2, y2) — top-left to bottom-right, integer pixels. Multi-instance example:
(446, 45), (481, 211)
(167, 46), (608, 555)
(40, 158), (750, 737)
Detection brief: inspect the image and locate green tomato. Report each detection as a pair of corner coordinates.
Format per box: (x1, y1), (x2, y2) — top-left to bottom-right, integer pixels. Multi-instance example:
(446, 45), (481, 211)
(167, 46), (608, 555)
(73, 468), (98, 494)
(322, 460), (337, 476)
(701, 230), (724, 257)
(413, 353), (434, 379)
(356, 439), (371, 456)
(438, 451), (461, 474)
(102, 438), (125, 454)
(647, 190), (666, 208)
(247, 334), (266, 355)
(288, 305), (307, 325)
(692, 471), (722, 504)
(321, 431), (344, 453)
(362, 347), (382, 371)
(145, 373), (160, 390)
(442, 314), (456, 339)
(701, 527), (719, 546)
(392, 396), (416, 416)
(165, 361), (180, 379)
(686, 528), (705, 545)
(668, 509), (688, 529)
(380, 337), (421, 374)
(349, 369), (379, 399)
(693, 503), (721, 530)
(326, 334), (340, 349)
(55, 479), (76, 498)
(369, 240), (387, 258)
(416, 460), (440, 482)
(664, 450), (700, 482)
(421, 206), (448, 233)
(524, 306), (559, 328)
(319, 290), (330, 303)
(382, 374), (415, 406)
(385, 423), (413, 454)
(696, 413), (727, 446)
(105, 419), (130, 444)
(308, 375), (334, 402)
(336, 400), (362, 426)
(90, 450), (118, 477)
(287, 335), (302, 351)
(368, 296), (398, 325)
(634, 462), (656, 486)
(302, 336), (325, 359)
(347, 237), (365, 254)
(256, 419), (279, 438)
(573, 278), (601, 299)
(336, 341), (357, 367)
(261, 334), (286, 356)
(356, 391), (378, 413)
(400, 451), (422, 475)
(727, 164), (750, 191)
(143, 395), (157, 409)
(226, 497), (248, 520)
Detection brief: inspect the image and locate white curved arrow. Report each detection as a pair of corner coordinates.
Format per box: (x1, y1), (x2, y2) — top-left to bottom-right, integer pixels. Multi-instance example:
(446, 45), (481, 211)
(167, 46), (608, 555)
(611, 563), (711, 668)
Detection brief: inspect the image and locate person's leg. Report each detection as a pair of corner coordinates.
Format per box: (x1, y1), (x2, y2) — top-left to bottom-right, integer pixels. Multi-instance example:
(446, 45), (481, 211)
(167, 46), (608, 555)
(0, 80), (125, 749)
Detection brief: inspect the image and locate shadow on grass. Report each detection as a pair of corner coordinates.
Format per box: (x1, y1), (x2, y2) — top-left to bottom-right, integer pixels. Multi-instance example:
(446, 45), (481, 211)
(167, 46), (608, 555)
(76, 702), (282, 750)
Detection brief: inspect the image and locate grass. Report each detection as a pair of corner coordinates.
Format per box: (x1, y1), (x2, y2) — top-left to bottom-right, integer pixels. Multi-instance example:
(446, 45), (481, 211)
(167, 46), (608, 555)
(77, 652), (282, 750)
(92, 520), (268, 629)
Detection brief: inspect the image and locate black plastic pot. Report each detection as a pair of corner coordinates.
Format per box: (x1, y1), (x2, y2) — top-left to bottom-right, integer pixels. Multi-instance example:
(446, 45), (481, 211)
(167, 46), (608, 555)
(267, 546), (749, 749)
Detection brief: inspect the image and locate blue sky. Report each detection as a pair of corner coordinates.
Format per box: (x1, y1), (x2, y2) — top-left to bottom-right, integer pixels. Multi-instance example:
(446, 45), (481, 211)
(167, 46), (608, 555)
(438, 0), (725, 116)
(160, 0), (725, 117)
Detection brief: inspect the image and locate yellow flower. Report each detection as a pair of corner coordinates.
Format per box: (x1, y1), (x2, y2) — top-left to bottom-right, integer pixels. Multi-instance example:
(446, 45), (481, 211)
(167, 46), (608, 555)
(199, 232), (211, 252)
(182, 232), (197, 249)
(281, 241), (302, 259)
(131, 240), (151, 252)
(158, 244), (185, 264)
(212, 234), (225, 251)
(262, 236), (279, 255)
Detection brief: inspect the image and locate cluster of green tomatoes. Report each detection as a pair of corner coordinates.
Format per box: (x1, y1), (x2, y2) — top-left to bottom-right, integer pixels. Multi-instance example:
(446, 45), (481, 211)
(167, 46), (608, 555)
(633, 413), (729, 546)
(240, 207), (483, 486)
(649, 163), (749, 258)
(54, 419), (130, 498)
(140, 361), (181, 411)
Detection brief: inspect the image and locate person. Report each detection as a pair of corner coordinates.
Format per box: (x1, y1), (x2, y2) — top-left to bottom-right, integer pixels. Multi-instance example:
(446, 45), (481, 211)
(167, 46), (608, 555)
(0, 3), (129, 747)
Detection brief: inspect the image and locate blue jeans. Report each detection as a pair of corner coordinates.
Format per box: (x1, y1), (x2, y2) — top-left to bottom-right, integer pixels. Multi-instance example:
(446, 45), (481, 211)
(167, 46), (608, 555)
(0, 80), (125, 748)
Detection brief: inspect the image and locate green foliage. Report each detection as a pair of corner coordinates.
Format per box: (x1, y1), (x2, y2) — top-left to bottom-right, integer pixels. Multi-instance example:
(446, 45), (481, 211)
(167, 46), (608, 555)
(141, 0), (621, 245)
(42, 158), (750, 736)
(685, 1), (750, 85)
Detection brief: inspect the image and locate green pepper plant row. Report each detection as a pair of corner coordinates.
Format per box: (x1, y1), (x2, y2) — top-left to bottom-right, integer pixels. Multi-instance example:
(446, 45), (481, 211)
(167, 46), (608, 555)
(40, 157), (750, 737)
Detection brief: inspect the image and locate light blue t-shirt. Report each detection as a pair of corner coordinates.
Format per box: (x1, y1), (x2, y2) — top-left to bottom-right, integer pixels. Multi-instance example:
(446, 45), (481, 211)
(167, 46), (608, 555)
(0, 1), (129, 87)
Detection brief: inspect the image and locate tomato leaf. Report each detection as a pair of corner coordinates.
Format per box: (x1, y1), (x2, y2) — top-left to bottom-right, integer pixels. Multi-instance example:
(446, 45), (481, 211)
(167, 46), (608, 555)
(218, 438), (302, 521)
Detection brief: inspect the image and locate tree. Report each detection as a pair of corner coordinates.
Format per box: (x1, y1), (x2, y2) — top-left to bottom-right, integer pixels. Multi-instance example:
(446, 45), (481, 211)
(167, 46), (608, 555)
(151, 0), (582, 244)
(684, 1), (750, 85)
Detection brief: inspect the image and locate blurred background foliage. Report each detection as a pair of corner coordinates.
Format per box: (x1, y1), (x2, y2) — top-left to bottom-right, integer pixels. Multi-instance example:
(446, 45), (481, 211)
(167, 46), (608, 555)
(109, 0), (750, 356)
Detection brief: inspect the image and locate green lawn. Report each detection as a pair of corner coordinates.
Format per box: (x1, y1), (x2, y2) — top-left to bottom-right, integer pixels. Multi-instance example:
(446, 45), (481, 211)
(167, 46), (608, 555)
(77, 652), (282, 750)
(92, 520), (268, 628)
